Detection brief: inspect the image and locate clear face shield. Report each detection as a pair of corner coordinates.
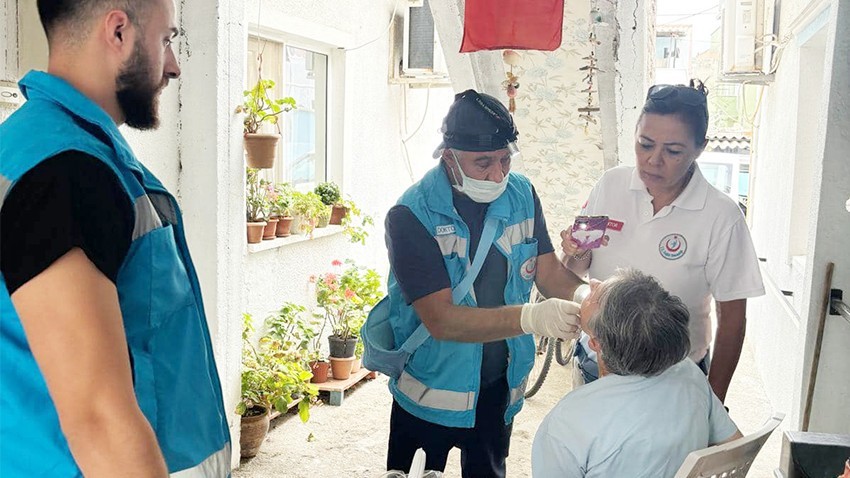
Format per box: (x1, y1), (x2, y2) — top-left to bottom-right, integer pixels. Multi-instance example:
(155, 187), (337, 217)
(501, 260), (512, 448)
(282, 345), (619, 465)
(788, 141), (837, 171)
(507, 141), (522, 163)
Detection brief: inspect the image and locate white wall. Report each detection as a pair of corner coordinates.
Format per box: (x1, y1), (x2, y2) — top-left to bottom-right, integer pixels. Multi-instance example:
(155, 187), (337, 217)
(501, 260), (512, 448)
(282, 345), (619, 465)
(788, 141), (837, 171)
(749, 0), (850, 434)
(0, 0), (17, 122)
(508, 0), (606, 239)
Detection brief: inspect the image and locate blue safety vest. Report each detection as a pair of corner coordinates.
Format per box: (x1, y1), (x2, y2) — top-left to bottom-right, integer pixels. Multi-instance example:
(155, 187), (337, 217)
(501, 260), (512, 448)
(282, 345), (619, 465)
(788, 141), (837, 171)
(0, 71), (230, 476)
(387, 165), (538, 428)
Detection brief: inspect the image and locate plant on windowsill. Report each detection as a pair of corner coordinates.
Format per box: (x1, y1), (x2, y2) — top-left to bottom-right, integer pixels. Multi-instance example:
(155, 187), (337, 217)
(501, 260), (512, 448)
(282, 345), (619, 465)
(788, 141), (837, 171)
(290, 191), (326, 237)
(246, 168), (270, 244)
(316, 205), (332, 229)
(236, 78), (297, 169)
(268, 182), (294, 238)
(314, 181), (345, 225)
(259, 179), (279, 240)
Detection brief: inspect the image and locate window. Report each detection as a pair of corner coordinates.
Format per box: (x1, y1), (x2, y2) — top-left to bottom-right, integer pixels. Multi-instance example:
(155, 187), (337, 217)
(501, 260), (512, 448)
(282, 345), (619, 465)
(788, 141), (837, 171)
(247, 36), (329, 189)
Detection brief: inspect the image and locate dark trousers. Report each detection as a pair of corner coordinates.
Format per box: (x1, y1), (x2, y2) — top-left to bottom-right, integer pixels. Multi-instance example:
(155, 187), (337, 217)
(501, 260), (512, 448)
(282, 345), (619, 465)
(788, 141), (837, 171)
(386, 379), (512, 478)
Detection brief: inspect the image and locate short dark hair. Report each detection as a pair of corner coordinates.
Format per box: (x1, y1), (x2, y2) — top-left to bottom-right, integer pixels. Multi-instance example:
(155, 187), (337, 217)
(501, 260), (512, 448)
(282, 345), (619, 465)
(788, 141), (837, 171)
(37, 0), (148, 42)
(587, 268), (691, 377)
(640, 79), (710, 147)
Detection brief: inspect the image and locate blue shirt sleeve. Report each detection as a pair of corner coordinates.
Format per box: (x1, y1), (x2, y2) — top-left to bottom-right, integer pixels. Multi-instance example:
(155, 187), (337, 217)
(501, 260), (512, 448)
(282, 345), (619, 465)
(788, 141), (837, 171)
(385, 205), (452, 305)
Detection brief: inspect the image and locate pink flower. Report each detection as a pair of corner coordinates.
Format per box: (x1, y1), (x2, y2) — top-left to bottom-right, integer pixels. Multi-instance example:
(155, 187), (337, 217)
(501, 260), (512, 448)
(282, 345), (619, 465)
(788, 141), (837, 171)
(324, 273), (338, 283)
(308, 275), (317, 283)
(331, 260), (343, 267)
(344, 289), (355, 299)
(328, 282), (340, 292)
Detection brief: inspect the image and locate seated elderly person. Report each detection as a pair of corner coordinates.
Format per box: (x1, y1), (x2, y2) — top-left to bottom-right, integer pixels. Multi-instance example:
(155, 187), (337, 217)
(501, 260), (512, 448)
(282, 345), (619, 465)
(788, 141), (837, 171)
(532, 268), (743, 477)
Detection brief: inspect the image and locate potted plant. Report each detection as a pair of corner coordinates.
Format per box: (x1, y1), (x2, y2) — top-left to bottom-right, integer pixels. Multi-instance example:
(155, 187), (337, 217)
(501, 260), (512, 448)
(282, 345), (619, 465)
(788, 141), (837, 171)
(316, 205), (331, 229)
(238, 312), (318, 457)
(245, 168), (269, 244)
(314, 181), (346, 225)
(260, 179), (279, 240)
(314, 260), (383, 379)
(271, 182), (294, 237)
(236, 79), (296, 169)
(291, 191), (325, 237)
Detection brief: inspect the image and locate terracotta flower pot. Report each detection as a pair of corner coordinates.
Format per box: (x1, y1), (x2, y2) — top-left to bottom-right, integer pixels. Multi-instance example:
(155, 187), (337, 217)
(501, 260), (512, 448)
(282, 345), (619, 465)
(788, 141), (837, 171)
(275, 217), (293, 237)
(329, 205), (348, 225)
(239, 405), (270, 458)
(310, 360), (330, 383)
(244, 133), (280, 169)
(350, 357), (362, 373)
(329, 356), (355, 380)
(262, 218), (279, 240)
(247, 222), (267, 244)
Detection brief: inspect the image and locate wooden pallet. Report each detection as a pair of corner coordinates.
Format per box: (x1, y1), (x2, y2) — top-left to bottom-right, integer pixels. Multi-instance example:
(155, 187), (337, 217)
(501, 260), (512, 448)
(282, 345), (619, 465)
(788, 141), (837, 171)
(315, 367), (376, 406)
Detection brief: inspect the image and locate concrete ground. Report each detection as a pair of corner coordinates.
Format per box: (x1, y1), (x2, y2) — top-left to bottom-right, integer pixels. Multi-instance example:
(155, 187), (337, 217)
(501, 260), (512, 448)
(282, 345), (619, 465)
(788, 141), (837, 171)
(234, 339), (781, 477)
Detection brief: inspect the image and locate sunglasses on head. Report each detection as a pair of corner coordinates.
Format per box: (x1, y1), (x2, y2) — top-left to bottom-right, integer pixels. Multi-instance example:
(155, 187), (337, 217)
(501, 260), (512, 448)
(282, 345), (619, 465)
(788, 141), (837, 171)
(646, 84), (707, 108)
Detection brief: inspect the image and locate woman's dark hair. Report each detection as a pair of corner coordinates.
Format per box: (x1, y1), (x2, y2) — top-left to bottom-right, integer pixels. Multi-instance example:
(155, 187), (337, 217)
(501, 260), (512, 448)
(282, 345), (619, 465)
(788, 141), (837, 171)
(640, 79), (710, 147)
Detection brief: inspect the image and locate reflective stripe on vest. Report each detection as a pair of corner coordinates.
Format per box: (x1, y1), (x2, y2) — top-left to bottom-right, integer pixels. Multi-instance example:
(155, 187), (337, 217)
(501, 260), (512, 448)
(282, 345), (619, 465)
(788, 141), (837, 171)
(397, 370), (476, 412)
(509, 376), (528, 407)
(434, 233), (468, 258)
(133, 195), (164, 240)
(0, 174), (11, 201)
(496, 218), (534, 253)
(170, 443), (231, 477)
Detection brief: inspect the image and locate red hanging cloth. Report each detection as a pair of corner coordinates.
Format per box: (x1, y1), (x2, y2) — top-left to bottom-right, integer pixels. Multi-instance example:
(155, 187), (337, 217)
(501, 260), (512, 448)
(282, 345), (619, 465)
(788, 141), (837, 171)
(460, 0), (565, 53)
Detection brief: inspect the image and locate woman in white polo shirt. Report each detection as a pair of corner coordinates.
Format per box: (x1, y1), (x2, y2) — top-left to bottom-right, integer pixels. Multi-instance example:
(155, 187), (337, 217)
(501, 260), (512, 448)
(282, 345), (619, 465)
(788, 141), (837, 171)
(562, 80), (764, 403)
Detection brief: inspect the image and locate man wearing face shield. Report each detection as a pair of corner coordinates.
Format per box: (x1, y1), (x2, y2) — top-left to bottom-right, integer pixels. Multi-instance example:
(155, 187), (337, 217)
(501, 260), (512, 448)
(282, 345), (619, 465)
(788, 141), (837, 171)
(383, 90), (585, 476)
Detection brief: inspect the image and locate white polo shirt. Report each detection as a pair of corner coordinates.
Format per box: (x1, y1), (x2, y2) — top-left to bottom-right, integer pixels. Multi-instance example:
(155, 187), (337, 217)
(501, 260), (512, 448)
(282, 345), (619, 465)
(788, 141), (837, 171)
(583, 165), (764, 361)
(532, 359), (738, 478)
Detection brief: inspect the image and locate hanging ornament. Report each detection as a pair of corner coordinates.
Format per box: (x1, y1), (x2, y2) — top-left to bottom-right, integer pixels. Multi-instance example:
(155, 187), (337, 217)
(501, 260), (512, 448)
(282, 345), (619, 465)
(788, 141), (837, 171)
(579, 25), (603, 133)
(502, 50), (522, 113)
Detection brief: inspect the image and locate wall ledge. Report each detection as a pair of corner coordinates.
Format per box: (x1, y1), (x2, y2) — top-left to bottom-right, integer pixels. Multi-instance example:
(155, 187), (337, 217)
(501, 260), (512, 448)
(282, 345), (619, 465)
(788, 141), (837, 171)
(247, 225), (343, 253)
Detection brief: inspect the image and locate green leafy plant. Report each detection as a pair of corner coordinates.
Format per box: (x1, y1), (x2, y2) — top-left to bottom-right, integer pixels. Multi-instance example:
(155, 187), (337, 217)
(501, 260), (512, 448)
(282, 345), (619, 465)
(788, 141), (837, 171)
(317, 205), (331, 223)
(268, 182), (294, 218)
(314, 182), (342, 206)
(291, 191), (326, 235)
(246, 168), (270, 222)
(312, 260), (382, 341)
(238, 312), (318, 423)
(236, 79), (297, 134)
(339, 198), (375, 245)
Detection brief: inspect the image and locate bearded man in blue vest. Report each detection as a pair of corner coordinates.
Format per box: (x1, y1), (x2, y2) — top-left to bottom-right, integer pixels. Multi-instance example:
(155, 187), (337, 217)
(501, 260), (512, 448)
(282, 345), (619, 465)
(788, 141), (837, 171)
(0, 1), (230, 476)
(384, 90), (585, 477)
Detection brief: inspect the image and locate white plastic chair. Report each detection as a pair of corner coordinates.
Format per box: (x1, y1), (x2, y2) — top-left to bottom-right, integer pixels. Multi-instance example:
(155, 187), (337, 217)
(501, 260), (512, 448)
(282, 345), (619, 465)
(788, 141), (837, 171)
(674, 412), (785, 478)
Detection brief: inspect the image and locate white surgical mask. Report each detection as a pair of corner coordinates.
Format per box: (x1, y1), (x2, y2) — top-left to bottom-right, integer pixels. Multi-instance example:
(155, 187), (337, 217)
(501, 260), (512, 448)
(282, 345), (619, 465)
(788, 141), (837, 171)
(448, 150), (509, 203)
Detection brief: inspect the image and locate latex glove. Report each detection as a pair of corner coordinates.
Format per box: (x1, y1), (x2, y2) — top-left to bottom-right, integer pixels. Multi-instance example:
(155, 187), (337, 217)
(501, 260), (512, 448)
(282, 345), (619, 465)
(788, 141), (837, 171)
(520, 298), (581, 340)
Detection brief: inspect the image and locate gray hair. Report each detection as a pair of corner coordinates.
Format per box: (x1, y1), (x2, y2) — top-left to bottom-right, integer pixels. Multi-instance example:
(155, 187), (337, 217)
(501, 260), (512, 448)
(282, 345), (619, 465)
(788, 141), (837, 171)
(586, 268), (690, 377)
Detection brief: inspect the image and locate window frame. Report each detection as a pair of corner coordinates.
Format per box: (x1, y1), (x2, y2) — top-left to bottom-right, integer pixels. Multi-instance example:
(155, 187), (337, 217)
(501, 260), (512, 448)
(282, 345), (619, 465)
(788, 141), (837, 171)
(246, 27), (345, 192)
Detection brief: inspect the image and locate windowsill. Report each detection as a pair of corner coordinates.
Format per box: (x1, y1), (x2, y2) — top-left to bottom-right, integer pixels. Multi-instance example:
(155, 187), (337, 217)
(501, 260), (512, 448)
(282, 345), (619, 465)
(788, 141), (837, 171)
(247, 225), (343, 253)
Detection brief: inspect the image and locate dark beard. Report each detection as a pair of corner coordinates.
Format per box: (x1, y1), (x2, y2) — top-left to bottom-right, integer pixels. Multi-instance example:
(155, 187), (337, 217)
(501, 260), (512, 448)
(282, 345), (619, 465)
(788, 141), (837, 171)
(116, 42), (162, 130)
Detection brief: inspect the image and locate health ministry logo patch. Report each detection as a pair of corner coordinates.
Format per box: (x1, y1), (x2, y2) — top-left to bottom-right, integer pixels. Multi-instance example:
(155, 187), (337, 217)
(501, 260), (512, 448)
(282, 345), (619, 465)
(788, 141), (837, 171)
(520, 256), (537, 281)
(659, 233), (687, 260)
